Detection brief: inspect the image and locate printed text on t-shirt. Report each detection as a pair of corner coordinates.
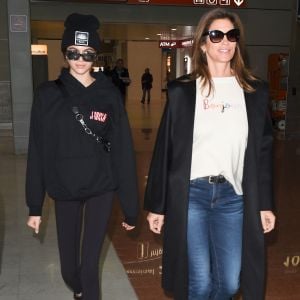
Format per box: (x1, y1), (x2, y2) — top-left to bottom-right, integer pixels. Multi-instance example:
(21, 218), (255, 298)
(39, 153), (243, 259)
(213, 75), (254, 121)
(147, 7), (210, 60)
(203, 98), (231, 113)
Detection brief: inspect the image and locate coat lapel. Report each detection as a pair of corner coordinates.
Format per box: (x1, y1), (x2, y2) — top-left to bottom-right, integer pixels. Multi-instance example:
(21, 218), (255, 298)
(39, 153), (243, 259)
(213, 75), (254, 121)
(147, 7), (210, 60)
(181, 80), (196, 173)
(183, 79), (196, 134)
(244, 91), (254, 138)
(243, 90), (256, 182)
(169, 78), (196, 163)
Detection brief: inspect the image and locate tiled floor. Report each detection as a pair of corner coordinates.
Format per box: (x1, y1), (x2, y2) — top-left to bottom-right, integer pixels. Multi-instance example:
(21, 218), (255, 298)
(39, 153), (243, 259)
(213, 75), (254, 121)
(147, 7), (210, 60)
(1, 97), (300, 300)
(0, 146), (138, 300)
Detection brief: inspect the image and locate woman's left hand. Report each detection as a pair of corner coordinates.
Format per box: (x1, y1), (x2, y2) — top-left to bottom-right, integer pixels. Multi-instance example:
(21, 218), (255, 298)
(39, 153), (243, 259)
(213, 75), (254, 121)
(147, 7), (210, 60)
(260, 210), (276, 233)
(122, 222), (135, 231)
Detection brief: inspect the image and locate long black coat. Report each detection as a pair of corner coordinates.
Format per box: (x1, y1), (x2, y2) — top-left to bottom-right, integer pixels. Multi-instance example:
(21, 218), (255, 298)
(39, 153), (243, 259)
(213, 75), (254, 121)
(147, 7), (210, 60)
(144, 77), (273, 300)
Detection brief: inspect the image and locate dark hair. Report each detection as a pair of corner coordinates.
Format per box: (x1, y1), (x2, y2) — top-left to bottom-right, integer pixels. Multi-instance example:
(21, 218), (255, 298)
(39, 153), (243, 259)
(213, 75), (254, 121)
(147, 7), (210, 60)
(191, 8), (257, 94)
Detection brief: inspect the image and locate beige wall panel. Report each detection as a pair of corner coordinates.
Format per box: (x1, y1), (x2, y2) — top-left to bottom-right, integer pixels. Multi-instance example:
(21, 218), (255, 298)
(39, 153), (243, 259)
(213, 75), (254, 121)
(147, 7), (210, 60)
(39, 39), (64, 80)
(127, 41), (162, 104)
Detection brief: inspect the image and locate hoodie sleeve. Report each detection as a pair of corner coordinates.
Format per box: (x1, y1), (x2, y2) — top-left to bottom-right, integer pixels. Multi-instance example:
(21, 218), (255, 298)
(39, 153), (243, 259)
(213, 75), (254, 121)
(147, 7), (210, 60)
(26, 88), (46, 216)
(113, 101), (139, 226)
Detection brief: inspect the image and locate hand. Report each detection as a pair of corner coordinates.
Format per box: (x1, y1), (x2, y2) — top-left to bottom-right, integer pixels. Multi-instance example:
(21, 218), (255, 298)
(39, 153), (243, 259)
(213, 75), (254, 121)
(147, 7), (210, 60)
(260, 210), (276, 233)
(122, 222), (135, 231)
(27, 216), (42, 234)
(147, 212), (164, 234)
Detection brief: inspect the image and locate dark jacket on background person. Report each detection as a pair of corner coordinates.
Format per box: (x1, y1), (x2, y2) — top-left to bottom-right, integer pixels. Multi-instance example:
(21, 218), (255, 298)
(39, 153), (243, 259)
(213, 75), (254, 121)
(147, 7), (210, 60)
(141, 71), (153, 90)
(144, 76), (273, 300)
(26, 68), (139, 225)
(111, 67), (130, 96)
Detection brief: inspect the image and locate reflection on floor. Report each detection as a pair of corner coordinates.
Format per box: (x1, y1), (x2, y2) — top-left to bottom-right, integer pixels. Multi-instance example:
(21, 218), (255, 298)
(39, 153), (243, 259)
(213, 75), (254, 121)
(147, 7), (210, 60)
(0, 96), (300, 300)
(108, 99), (168, 300)
(0, 140), (137, 299)
(110, 100), (300, 300)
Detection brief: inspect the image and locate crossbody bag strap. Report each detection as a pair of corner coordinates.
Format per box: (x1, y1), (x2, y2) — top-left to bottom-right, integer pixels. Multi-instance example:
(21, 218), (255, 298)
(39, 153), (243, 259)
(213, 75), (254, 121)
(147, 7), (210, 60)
(54, 79), (111, 152)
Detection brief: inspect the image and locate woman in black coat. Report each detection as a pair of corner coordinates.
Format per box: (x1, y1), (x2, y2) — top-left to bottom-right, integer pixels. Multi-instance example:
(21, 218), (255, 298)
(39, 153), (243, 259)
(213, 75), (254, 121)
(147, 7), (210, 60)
(26, 14), (139, 300)
(144, 8), (275, 300)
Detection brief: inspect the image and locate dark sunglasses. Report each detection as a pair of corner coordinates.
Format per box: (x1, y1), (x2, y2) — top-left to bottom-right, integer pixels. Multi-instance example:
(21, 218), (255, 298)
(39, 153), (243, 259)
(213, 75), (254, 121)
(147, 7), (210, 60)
(203, 28), (240, 43)
(65, 49), (98, 62)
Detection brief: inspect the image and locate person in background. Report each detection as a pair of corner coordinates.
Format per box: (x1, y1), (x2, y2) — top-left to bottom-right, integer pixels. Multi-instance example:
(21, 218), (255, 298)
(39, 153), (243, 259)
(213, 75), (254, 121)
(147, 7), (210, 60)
(144, 8), (275, 300)
(141, 67), (153, 104)
(26, 13), (139, 300)
(111, 58), (131, 104)
(102, 63), (112, 77)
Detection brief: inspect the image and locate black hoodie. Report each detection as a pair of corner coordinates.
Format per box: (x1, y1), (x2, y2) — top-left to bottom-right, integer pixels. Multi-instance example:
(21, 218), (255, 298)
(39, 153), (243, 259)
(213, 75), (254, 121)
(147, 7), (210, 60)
(26, 69), (139, 225)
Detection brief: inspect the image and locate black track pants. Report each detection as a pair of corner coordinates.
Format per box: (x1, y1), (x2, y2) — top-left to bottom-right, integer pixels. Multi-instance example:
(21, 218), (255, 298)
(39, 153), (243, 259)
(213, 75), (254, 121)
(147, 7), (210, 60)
(55, 192), (114, 300)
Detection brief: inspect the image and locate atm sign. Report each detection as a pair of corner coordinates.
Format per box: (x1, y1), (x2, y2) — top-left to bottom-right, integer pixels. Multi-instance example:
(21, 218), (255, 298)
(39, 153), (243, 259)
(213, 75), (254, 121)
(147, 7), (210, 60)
(159, 39), (193, 48)
(159, 41), (178, 48)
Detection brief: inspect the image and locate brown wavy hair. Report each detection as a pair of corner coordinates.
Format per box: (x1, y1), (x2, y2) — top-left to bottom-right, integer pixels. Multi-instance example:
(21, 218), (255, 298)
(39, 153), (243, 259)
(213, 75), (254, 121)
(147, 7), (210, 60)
(191, 8), (258, 95)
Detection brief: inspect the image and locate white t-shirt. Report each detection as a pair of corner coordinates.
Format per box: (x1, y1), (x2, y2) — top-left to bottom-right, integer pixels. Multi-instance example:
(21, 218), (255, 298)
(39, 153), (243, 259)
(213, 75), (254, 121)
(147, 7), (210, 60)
(190, 76), (248, 195)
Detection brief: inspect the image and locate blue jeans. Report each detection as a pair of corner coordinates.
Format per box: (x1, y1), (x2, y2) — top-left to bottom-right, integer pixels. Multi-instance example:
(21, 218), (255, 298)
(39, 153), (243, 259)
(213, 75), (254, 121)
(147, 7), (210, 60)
(187, 178), (244, 300)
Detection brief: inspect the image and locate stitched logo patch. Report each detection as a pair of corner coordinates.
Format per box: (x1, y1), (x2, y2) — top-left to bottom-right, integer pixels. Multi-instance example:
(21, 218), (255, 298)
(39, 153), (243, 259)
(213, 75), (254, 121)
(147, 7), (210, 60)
(89, 111), (108, 122)
(75, 31), (89, 46)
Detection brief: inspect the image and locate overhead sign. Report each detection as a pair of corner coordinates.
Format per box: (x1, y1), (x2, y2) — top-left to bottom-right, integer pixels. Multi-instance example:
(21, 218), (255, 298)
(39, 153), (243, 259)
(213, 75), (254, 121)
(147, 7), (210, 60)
(31, 0), (245, 6)
(159, 40), (178, 48)
(181, 38), (193, 47)
(31, 44), (48, 55)
(159, 38), (193, 48)
(128, 0), (246, 7)
(30, 0), (127, 3)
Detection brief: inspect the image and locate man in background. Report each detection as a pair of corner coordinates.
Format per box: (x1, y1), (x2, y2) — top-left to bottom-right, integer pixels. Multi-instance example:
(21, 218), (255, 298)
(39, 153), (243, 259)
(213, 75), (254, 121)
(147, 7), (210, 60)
(111, 58), (131, 104)
(141, 68), (153, 104)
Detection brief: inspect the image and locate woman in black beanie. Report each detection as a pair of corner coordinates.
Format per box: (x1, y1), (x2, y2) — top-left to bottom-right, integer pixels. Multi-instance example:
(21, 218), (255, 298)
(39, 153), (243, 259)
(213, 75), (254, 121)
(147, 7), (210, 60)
(26, 13), (139, 300)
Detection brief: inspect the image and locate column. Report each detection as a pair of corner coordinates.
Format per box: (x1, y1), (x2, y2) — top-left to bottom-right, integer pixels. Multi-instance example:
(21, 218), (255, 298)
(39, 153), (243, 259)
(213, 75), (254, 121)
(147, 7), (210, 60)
(7, 0), (33, 154)
(0, 0), (12, 129)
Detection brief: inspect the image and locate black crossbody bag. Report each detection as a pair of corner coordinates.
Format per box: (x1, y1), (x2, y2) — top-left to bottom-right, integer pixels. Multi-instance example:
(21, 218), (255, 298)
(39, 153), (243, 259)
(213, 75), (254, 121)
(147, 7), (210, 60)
(55, 79), (111, 152)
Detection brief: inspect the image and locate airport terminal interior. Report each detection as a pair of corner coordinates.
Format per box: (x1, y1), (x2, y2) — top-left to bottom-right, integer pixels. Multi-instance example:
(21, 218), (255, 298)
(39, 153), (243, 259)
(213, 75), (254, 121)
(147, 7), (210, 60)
(1, 92), (300, 300)
(1, 0), (300, 299)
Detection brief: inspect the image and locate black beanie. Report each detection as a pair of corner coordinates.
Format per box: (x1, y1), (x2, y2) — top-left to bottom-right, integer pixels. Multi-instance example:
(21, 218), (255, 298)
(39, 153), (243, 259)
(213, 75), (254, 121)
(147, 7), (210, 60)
(61, 13), (100, 52)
